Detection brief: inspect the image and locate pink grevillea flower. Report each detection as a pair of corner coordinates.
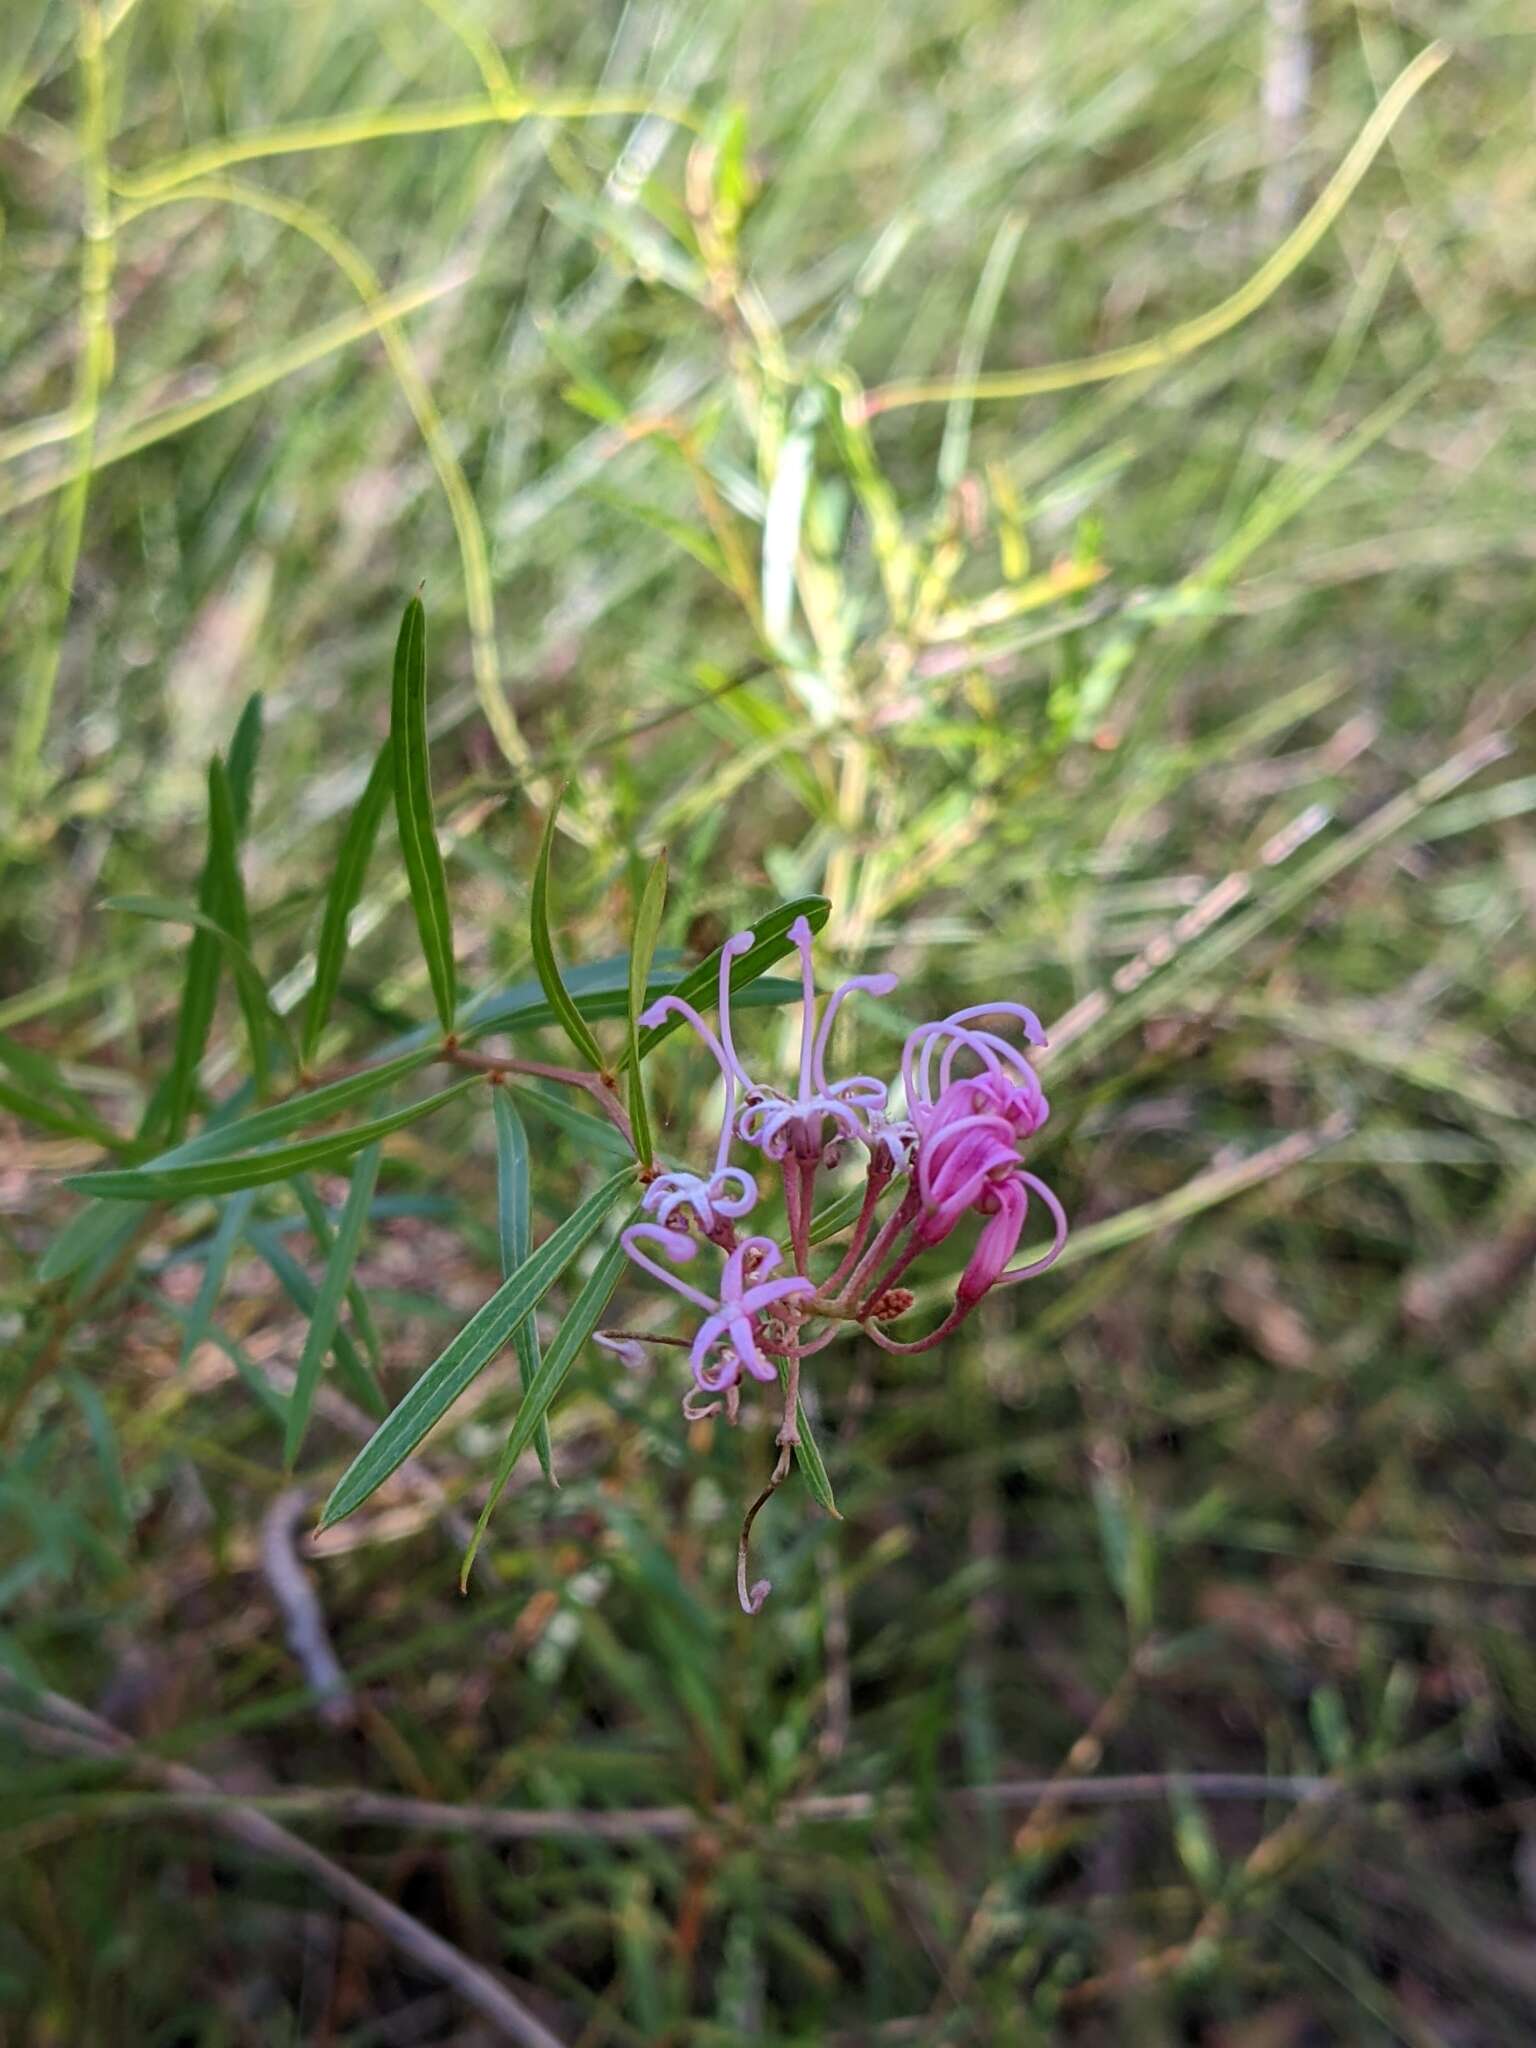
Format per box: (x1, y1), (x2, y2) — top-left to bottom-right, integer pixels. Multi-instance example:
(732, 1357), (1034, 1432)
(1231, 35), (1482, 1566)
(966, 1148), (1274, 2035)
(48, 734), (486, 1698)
(955, 1167), (1069, 1302)
(619, 1223), (814, 1391)
(903, 1003), (1050, 1140)
(638, 931), (760, 1233)
(849, 1004), (1066, 1355)
(735, 916), (896, 1162)
(906, 1031), (1066, 1285)
(592, 1330), (650, 1371)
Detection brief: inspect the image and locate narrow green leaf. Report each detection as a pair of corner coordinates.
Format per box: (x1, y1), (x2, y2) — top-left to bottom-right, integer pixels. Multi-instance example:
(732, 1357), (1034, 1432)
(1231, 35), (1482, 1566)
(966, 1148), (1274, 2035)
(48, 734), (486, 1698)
(67, 1077), (476, 1201)
(61, 1372), (131, 1531)
(246, 1223), (382, 1418)
(122, 1046), (436, 1175)
(762, 402), (817, 652)
(0, 1073), (120, 1147)
(285, 1142), (383, 1466)
(0, 1029), (113, 1133)
(590, 488), (729, 578)
(529, 786), (607, 1071)
(460, 1211), (637, 1586)
(179, 1188), (257, 1369)
(158, 823), (224, 1142)
(625, 855), (668, 1167)
(161, 1306), (288, 1427)
(36, 1200), (139, 1286)
(225, 691), (264, 834)
(218, 1331), (289, 1428)
(205, 756), (270, 1098)
(806, 1180), (876, 1248)
(506, 1081), (632, 1159)
(291, 1175), (382, 1367)
(320, 1165), (633, 1529)
(456, 970), (800, 1051)
(303, 739), (393, 1066)
(626, 896), (831, 1068)
(105, 895), (295, 1079)
(390, 595), (456, 1033)
(493, 1089), (552, 1483)
(776, 1362), (840, 1517)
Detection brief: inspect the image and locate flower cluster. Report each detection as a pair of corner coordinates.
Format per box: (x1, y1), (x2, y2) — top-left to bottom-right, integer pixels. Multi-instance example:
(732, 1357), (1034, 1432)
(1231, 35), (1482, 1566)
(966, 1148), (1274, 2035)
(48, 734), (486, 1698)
(604, 920), (1064, 1523)
(600, 917), (1066, 1608)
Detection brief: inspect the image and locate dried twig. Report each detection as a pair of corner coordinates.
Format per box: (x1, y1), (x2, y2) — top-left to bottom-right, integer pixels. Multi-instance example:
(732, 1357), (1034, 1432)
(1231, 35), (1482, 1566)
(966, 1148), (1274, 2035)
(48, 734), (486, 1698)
(260, 1488), (356, 1729)
(0, 1680), (569, 2048)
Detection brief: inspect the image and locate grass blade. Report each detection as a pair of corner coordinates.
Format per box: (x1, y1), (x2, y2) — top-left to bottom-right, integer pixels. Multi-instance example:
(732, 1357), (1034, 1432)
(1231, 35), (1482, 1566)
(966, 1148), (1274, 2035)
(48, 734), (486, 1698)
(285, 1142), (383, 1466)
(158, 803), (224, 1142)
(628, 895), (831, 1066)
(530, 785), (608, 1071)
(460, 1211), (638, 1587)
(303, 738), (393, 1066)
(390, 594), (456, 1034)
(625, 854), (667, 1166)
(179, 1188), (257, 1369)
(493, 1089), (552, 1484)
(320, 1165), (634, 1529)
(67, 1077), (477, 1201)
(225, 691), (263, 834)
(206, 756), (269, 1098)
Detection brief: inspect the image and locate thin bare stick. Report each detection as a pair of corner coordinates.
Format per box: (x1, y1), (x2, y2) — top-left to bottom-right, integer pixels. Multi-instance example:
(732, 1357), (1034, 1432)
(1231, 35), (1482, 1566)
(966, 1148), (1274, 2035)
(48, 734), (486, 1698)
(737, 1440), (793, 1615)
(0, 1681), (570, 2048)
(10, 1715), (1418, 1846)
(260, 1489), (356, 1729)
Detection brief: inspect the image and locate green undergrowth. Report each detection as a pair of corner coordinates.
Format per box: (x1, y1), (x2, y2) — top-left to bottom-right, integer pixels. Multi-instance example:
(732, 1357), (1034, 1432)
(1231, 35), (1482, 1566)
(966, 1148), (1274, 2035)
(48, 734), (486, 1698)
(2, 0), (1534, 2040)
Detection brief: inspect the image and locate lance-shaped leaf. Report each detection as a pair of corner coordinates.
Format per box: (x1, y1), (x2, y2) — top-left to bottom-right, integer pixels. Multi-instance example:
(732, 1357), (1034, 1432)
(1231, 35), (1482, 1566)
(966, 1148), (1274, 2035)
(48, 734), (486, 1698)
(529, 785), (607, 1072)
(36, 1199), (140, 1287)
(246, 1221), (381, 1418)
(775, 1361), (840, 1517)
(320, 1165), (634, 1529)
(0, 1030), (120, 1146)
(126, 1046), (437, 1175)
(105, 895), (296, 1085)
(206, 755), (270, 1097)
(460, 1211), (637, 1587)
(625, 854), (668, 1166)
(0, 1073), (120, 1147)
(627, 895), (831, 1067)
(67, 1077), (477, 1201)
(179, 1188), (257, 1369)
(158, 801), (224, 1141)
(285, 1142), (383, 1466)
(807, 1181), (874, 1248)
(455, 965), (800, 1051)
(390, 595), (456, 1034)
(506, 1081), (631, 1159)
(493, 1089), (552, 1483)
(303, 738), (393, 1066)
(225, 691), (264, 835)
(291, 1174), (382, 1367)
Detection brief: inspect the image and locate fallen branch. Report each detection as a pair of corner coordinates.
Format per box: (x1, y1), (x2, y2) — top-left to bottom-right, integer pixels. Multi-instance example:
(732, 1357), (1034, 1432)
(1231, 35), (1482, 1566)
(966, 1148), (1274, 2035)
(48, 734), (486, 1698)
(0, 1681), (568, 2048)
